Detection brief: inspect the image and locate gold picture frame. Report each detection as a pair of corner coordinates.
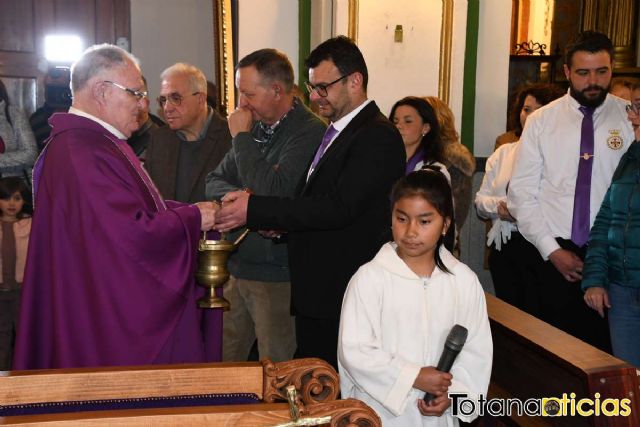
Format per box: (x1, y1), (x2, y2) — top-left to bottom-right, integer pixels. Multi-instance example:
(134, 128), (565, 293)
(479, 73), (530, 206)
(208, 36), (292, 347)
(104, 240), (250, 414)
(439, 0), (454, 104)
(348, 0), (359, 42)
(213, 0), (235, 116)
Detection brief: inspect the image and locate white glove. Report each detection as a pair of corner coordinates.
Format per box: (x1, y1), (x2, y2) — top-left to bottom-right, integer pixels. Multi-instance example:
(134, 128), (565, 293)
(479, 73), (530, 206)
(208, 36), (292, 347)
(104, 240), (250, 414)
(486, 220), (512, 251)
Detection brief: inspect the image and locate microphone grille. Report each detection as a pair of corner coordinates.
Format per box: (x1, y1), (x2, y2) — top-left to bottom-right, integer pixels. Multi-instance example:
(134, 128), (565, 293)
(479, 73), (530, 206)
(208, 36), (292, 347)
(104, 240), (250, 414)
(445, 324), (468, 351)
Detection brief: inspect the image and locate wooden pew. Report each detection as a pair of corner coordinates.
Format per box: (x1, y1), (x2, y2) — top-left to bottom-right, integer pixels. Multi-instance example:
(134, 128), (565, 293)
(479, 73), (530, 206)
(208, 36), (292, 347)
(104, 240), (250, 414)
(0, 358), (380, 426)
(487, 293), (640, 426)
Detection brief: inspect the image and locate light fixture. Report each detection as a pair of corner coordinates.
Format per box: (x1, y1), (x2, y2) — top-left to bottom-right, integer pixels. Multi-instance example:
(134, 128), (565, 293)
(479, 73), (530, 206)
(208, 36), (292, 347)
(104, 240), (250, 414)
(44, 35), (83, 63)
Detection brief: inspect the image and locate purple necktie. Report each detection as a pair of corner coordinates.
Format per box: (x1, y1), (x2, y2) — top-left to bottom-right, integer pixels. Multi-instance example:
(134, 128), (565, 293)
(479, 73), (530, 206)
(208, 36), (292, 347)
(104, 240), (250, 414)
(571, 106), (595, 247)
(309, 125), (338, 173)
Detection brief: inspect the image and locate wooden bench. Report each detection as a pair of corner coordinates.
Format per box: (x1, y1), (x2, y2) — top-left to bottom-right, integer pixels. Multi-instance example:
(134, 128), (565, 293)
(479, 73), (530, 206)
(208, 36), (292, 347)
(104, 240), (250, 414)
(487, 293), (639, 426)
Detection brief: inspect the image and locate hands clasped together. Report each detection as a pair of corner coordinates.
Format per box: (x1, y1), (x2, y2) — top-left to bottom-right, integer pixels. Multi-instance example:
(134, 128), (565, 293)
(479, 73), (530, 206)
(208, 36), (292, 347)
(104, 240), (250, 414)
(195, 190), (251, 233)
(413, 366), (453, 417)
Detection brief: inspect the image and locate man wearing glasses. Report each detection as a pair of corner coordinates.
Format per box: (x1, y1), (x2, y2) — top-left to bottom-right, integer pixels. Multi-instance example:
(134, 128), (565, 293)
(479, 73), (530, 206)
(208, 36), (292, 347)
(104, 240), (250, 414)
(205, 49), (325, 364)
(13, 44), (220, 369)
(216, 36), (405, 368)
(126, 75), (164, 161)
(144, 63), (231, 203)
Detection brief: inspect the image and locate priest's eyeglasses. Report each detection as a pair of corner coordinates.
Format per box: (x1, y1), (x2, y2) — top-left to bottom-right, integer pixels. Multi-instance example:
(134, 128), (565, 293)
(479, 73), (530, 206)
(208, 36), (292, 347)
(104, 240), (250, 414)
(157, 92), (201, 108)
(103, 81), (148, 100)
(305, 74), (349, 98)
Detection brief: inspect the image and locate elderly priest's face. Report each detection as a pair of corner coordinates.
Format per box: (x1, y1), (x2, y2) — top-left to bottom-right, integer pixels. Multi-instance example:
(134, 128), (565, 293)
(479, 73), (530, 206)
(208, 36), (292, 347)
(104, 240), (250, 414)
(101, 62), (146, 138)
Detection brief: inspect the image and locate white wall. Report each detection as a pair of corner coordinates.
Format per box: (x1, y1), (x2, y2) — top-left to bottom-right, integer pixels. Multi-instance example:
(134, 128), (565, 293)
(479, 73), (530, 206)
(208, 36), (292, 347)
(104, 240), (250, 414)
(130, 0), (214, 107)
(356, 0), (442, 116)
(237, 0), (299, 85)
(317, 0), (467, 130)
(474, 0), (512, 156)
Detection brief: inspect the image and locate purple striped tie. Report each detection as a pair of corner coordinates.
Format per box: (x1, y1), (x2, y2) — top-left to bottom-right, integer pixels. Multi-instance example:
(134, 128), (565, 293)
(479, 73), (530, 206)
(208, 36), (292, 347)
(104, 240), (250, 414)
(571, 106), (595, 247)
(309, 124), (337, 173)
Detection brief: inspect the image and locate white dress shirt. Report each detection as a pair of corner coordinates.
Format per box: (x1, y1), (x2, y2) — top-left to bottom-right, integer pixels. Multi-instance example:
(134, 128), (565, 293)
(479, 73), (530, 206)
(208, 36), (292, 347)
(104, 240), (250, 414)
(68, 106), (127, 140)
(508, 93), (634, 259)
(475, 141), (519, 249)
(306, 99), (371, 180)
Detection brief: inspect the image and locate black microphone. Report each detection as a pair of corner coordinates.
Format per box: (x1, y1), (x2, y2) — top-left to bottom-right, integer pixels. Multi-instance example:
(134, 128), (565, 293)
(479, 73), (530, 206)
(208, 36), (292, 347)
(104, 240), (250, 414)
(423, 324), (468, 404)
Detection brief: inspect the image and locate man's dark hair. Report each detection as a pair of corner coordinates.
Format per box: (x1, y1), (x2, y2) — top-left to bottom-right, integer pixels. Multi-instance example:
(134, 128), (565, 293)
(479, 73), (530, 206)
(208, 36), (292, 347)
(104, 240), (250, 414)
(564, 31), (614, 68)
(305, 36), (368, 90)
(237, 48), (294, 92)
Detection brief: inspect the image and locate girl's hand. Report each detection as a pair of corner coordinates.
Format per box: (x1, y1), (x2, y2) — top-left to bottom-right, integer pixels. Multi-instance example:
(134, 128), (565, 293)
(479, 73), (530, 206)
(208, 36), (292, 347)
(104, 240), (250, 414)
(417, 393), (451, 417)
(413, 366), (452, 394)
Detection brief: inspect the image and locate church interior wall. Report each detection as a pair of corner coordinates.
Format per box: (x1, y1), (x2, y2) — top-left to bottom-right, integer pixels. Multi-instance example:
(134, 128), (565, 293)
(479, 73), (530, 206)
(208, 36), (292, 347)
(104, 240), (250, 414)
(130, 0), (215, 109)
(236, 0), (300, 82)
(127, 1), (513, 157)
(474, 0), (512, 157)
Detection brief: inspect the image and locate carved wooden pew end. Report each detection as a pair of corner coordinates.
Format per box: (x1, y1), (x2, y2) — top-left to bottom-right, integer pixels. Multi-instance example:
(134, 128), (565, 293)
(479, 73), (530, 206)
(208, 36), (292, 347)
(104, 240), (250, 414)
(0, 358), (381, 426)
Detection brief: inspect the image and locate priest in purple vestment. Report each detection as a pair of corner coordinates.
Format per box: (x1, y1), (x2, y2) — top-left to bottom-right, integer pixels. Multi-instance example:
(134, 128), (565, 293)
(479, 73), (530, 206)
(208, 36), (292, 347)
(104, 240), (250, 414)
(12, 44), (220, 370)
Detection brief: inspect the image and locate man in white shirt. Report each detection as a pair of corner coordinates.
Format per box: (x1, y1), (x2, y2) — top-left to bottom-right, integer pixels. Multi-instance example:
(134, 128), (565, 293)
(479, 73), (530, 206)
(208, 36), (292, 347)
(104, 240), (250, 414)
(508, 31), (634, 351)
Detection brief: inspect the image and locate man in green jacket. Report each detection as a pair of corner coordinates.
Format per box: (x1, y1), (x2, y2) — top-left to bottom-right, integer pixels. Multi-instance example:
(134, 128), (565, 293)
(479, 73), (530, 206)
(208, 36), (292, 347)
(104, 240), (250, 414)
(205, 49), (325, 362)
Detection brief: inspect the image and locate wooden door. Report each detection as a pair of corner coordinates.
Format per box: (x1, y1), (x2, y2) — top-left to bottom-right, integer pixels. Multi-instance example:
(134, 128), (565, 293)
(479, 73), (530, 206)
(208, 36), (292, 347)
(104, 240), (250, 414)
(0, 0), (130, 116)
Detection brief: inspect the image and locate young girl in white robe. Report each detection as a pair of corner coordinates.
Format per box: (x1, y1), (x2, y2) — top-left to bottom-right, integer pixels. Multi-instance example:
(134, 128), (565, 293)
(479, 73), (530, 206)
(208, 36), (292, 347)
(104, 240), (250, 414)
(338, 169), (492, 426)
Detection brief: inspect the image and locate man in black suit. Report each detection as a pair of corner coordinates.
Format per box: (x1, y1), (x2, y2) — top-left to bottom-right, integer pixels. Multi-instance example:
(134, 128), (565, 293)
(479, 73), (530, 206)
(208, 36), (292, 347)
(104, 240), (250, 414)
(216, 36), (405, 368)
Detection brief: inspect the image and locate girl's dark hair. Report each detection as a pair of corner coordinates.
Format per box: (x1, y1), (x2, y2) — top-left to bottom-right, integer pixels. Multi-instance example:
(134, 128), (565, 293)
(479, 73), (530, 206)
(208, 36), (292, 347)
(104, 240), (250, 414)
(390, 169), (454, 274)
(389, 96), (445, 164)
(509, 83), (565, 137)
(0, 177), (32, 218)
(0, 79), (12, 126)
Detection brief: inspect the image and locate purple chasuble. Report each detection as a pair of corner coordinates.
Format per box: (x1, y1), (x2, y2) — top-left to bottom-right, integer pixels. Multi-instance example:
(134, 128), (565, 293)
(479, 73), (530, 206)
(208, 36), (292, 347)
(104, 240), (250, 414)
(13, 113), (221, 369)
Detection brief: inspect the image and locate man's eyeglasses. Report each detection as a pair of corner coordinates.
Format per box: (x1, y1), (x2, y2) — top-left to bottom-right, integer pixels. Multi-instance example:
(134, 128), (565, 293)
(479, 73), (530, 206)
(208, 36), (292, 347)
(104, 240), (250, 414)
(104, 81), (148, 100)
(305, 74), (349, 98)
(157, 92), (200, 108)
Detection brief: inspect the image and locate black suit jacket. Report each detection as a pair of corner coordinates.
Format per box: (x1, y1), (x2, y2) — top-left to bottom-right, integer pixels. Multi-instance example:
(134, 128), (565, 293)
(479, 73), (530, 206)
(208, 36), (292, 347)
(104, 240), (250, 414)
(144, 111), (231, 203)
(247, 101), (406, 319)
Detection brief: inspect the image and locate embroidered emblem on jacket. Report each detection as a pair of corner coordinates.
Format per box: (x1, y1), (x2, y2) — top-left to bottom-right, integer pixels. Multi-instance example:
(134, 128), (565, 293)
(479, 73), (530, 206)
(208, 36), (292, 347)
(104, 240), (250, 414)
(607, 129), (623, 150)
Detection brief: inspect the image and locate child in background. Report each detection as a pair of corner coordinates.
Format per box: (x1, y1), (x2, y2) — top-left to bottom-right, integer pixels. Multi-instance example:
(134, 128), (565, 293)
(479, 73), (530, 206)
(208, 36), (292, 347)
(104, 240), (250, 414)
(0, 177), (32, 370)
(338, 170), (492, 426)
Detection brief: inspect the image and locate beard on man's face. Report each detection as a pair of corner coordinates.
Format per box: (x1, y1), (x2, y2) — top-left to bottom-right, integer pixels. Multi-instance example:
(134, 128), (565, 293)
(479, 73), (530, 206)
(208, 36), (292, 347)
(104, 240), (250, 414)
(569, 81), (610, 109)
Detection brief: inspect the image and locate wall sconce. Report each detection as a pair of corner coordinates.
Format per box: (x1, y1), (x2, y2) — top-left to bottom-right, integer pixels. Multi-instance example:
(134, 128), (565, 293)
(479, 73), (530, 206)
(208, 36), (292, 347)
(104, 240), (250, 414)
(395, 25), (403, 43)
